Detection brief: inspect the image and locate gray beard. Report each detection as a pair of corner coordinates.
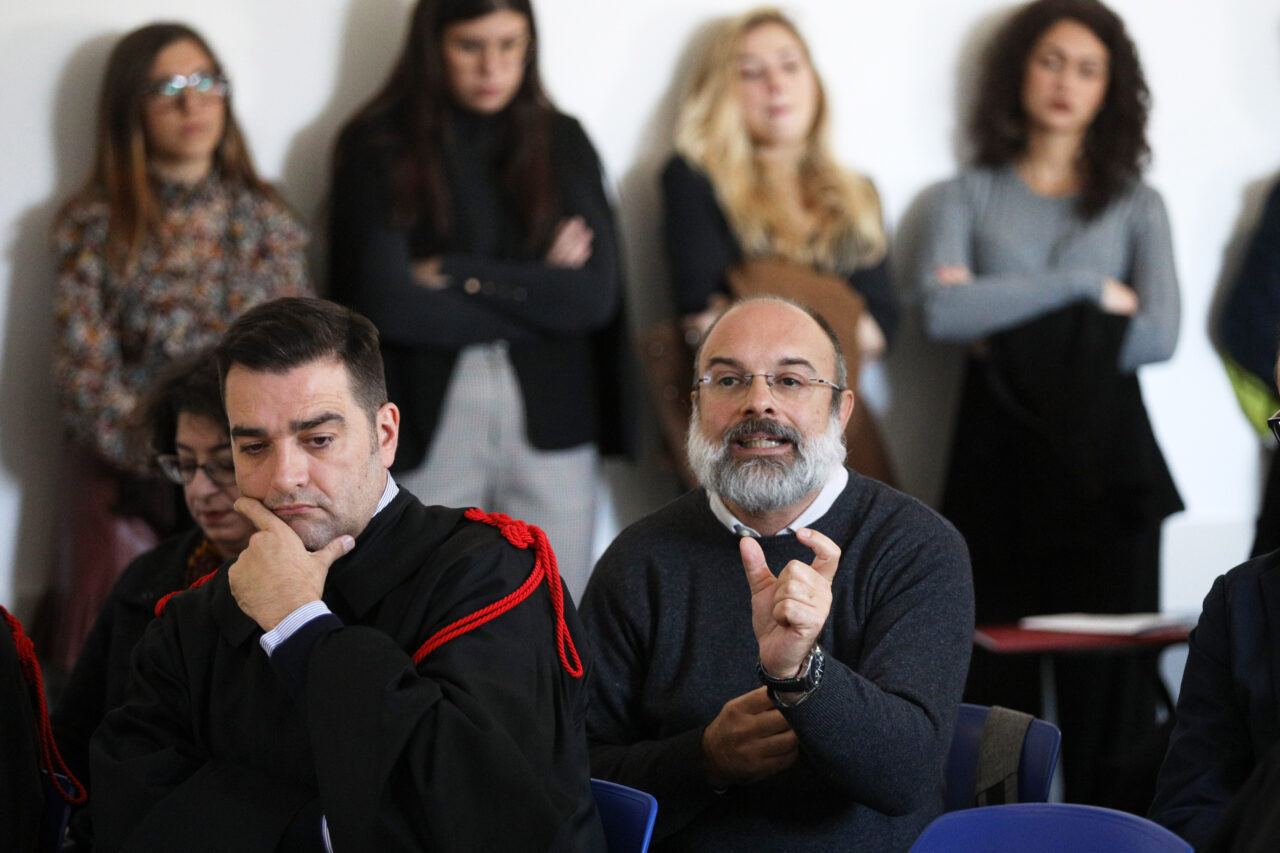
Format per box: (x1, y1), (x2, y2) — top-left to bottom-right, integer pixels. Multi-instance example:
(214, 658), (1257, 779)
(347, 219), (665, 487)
(686, 411), (846, 515)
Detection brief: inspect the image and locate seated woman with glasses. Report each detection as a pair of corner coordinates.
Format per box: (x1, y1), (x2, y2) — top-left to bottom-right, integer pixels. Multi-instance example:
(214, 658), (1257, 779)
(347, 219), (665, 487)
(329, 0), (627, 598)
(660, 7), (898, 485)
(43, 22), (310, 671)
(51, 350), (253, 849)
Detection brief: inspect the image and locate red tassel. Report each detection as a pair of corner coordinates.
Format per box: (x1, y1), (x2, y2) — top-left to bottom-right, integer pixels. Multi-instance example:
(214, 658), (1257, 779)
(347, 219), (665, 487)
(413, 508), (584, 678)
(1, 605), (87, 805)
(154, 567), (219, 618)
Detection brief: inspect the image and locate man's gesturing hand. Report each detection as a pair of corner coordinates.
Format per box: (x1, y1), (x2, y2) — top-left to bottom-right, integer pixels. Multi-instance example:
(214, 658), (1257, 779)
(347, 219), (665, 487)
(228, 497), (354, 632)
(701, 686), (799, 788)
(740, 528), (839, 679)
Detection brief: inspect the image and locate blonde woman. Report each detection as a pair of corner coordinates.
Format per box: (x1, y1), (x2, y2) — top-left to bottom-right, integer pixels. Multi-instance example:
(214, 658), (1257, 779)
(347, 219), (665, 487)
(662, 7), (897, 482)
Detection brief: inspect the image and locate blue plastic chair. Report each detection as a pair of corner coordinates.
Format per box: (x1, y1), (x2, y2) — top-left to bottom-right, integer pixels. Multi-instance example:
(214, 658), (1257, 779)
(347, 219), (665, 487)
(909, 803), (1192, 852)
(592, 778), (658, 853)
(943, 703), (1062, 810)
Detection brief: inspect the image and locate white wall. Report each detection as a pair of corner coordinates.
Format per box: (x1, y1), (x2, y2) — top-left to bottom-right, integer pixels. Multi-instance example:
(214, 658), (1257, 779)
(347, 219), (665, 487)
(2, 0), (1277, 621)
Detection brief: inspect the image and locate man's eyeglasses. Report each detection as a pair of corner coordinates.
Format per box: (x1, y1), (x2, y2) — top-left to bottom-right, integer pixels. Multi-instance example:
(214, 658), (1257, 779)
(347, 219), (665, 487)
(144, 71), (230, 102)
(694, 370), (844, 401)
(1270, 410), (1280, 445)
(156, 454), (237, 487)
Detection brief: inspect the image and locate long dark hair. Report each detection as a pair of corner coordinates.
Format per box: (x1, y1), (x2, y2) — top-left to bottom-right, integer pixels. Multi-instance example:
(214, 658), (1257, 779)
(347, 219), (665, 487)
(66, 22), (274, 273)
(970, 0), (1150, 219)
(336, 0), (560, 250)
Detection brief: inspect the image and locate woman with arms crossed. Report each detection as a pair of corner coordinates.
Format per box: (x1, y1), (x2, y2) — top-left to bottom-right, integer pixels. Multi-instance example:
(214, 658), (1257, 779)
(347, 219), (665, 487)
(919, 0), (1181, 807)
(329, 0), (627, 598)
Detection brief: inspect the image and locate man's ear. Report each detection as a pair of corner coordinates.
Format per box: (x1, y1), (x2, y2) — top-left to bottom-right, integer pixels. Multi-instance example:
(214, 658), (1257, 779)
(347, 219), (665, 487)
(376, 402), (400, 467)
(837, 389), (855, 431)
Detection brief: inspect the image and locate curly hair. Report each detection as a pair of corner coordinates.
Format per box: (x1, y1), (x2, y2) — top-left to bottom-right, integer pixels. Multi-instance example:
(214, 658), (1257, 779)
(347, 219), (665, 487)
(969, 0), (1150, 219)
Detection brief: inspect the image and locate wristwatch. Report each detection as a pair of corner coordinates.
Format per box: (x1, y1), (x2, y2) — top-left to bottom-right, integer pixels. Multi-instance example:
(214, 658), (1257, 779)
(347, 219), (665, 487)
(756, 644), (825, 696)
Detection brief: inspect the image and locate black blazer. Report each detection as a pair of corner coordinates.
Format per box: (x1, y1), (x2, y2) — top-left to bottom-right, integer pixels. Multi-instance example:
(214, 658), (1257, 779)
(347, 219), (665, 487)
(1150, 550), (1280, 849)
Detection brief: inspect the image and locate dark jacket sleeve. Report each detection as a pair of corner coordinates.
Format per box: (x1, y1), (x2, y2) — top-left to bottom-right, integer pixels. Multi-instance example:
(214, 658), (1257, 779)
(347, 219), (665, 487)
(1150, 573), (1257, 849)
(90, 618), (314, 853)
(662, 155), (741, 316)
(303, 532), (599, 852)
(1221, 181), (1280, 387)
(329, 118), (621, 347)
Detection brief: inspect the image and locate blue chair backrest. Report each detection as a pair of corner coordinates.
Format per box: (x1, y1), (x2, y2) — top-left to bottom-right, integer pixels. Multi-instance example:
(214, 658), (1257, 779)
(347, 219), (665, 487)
(943, 703), (1061, 810)
(592, 778), (658, 853)
(909, 803), (1193, 852)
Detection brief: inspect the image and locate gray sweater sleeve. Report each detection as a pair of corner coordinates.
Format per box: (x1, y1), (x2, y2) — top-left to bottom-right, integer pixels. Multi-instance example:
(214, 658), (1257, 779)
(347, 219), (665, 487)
(1116, 187), (1181, 371)
(918, 172), (1180, 373)
(919, 175), (1104, 341)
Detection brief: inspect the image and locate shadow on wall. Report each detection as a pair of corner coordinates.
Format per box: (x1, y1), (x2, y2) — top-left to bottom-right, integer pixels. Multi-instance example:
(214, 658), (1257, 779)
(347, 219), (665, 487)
(881, 8), (1007, 509)
(0, 30), (117, 619)
(281, 0), (409, 296)
(601, 18), (731, 532)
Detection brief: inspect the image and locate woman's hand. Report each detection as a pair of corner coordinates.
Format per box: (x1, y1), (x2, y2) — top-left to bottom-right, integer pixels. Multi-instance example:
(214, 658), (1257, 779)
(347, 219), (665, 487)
(1101, 277), (1139, 315)
(545, 216), (594, 268)
(412, 257), (448, 290)
(856, 313), (886, 361)
(934, 264), (973, 286)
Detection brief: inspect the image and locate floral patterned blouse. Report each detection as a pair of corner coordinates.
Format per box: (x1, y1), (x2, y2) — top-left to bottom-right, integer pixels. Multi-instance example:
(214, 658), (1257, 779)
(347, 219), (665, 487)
(52, 173), (311, 472)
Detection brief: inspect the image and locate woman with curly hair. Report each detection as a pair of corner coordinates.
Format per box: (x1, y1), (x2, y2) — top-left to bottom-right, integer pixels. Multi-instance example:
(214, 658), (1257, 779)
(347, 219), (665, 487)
(661, 6), (898, 483)
(43, 22), (310, 669)
(918, 0), (1181, 806)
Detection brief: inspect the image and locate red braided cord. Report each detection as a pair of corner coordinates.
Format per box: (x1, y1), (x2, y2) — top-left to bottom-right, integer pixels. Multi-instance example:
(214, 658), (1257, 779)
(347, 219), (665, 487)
(154, 567), (220, 618)
(412, 509), (584, 678)
(1, 606), (86, 805)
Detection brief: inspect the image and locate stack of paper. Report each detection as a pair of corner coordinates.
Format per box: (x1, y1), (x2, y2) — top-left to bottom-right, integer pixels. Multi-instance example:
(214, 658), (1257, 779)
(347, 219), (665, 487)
(1018, 612), (1195, 635)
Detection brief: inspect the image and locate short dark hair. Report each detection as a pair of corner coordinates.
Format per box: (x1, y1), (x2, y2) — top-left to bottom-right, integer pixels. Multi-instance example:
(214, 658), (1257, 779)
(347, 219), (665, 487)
(216, 297), (387, 421)
(131, 347), (226, 465)
(970, 0), (1150, 219)
(693, 296), (848, 412)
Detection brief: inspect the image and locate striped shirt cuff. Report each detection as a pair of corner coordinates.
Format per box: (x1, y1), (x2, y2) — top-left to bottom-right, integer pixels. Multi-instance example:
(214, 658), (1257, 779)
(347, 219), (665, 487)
(260, 601), (334, 657)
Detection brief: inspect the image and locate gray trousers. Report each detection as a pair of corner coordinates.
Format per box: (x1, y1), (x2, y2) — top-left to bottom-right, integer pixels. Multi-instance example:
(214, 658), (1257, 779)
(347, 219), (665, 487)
(396, 342), (598, 601)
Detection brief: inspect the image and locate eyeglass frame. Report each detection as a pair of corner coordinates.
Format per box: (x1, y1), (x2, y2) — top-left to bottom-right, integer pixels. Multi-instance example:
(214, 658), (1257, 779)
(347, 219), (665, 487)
(144, 71), (231, 103)
(1269, 410), (1280, 445)
(155, 453), (237, 487)
(693, 371), (846, 397)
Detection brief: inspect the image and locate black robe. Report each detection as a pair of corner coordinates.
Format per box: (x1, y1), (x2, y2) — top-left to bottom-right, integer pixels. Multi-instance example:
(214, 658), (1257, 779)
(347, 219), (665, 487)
(90, 490), (603, 852)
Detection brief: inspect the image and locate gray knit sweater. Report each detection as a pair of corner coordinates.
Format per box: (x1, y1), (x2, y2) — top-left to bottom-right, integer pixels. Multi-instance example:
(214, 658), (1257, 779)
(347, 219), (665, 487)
(581, 472), (973, 852)
(918, 165), (1180, 373)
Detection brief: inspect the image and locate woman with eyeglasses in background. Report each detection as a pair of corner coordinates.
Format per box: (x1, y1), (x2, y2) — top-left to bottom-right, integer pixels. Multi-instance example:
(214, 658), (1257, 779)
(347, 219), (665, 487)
(51, 350), (253, 850)
(917, 0), (1181, 807)
(41, 22), (310, 671)
(660, 7), (898, 486)
(329, 0), (628, 599)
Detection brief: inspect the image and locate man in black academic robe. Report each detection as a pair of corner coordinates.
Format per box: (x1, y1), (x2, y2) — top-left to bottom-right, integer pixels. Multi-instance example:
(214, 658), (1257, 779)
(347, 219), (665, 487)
(90, 297), (602, 852)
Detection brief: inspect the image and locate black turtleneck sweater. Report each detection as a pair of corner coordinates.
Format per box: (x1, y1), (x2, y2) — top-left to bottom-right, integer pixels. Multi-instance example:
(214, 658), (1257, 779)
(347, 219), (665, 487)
(329, 105), (630, 467)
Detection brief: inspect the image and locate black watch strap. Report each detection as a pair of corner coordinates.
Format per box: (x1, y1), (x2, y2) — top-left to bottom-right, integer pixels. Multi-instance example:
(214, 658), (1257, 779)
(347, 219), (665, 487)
(756, 644), (824, 693)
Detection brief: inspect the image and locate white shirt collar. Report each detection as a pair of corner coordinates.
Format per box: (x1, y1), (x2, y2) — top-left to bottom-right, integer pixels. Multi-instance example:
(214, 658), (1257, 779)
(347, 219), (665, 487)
(373, 472), (399, 517)
(707, 465), (848, 538)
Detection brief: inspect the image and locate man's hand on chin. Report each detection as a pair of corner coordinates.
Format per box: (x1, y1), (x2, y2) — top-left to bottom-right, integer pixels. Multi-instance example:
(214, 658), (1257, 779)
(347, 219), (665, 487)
(228, 496), (354, 632)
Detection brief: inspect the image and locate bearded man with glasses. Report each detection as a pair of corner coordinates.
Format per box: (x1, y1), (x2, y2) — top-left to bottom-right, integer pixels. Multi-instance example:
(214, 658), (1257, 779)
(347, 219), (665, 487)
(580, 296), (974, 852)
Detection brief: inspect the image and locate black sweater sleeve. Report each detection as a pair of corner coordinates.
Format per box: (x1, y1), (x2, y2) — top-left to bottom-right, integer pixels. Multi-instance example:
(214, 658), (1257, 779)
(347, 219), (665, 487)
(329, 117), (620, 348)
